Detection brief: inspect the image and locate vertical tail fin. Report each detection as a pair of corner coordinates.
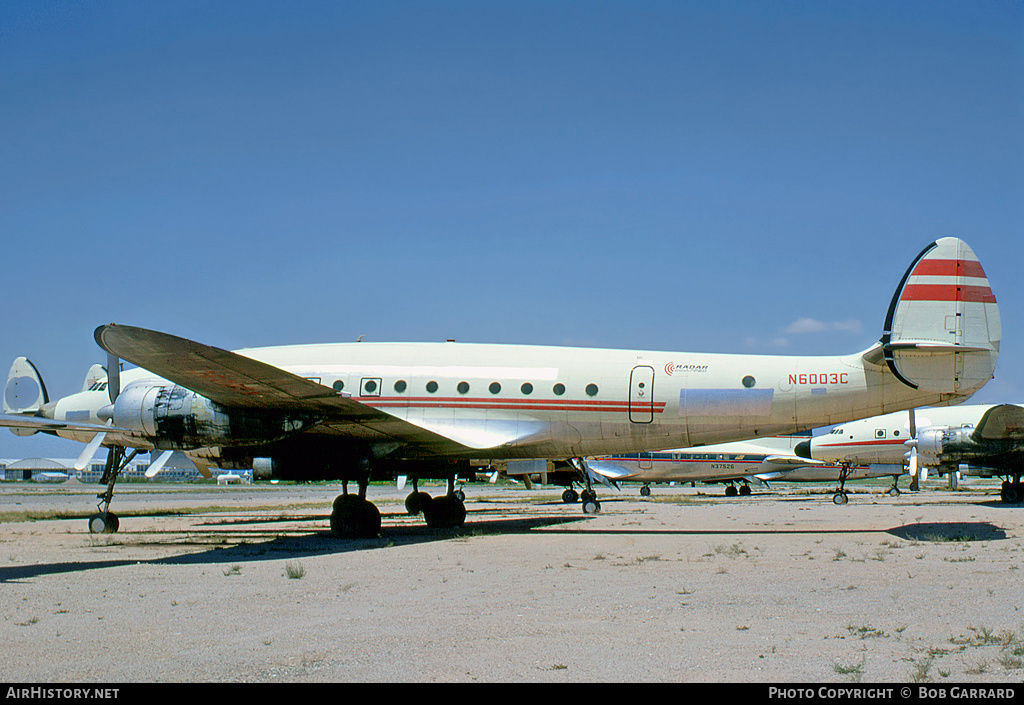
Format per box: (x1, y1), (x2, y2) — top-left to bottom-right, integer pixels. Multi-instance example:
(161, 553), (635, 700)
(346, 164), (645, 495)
(882, 237), (1000, 394)
(82, 364), (106, 392)
(4, 357), (48, 414)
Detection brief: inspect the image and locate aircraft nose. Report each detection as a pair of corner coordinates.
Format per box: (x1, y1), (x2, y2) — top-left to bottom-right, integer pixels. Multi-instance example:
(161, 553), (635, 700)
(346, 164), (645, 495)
(794, 440), (812, 459)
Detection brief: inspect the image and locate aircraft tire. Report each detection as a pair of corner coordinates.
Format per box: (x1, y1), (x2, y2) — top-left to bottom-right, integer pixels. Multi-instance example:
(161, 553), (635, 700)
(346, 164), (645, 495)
(330, 496), (381, 539)
(405, 491), (431, 515)
(1001, 483), (1021, 504)
(562, 489), (579, 503)
(582, 498), (600, 514)
(832, 493), (849, 506)
(640, 486), (651, 497)
(423, 494), (466, 529)
(88, 512), (119, 534)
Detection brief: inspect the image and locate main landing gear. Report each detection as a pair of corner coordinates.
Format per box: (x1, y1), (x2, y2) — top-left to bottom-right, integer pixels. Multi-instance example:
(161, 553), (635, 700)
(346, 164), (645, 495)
(330, 475), (469, 539)
(570, 458), (601, 514)
(724, 482), (752, 497)
(559, 486), (601, 512)
(330, 476), (382, 539)
(1000, 475), (1023, 504)
(832, 466), (902, 505)
(402, 477), (467, 529)
(88, 445), (138, 534)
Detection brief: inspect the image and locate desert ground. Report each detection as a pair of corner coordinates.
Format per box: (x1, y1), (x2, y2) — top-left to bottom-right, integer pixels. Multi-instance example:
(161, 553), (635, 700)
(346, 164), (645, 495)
(2, 477), (1023, 684)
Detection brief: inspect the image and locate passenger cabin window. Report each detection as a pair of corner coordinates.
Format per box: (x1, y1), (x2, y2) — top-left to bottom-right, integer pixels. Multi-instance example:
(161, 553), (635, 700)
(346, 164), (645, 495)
(553, 383), (565, 396)
(521, 382), (533, 395)
(457, 381), (470, 394)
(426, 381), (438, 393)
(489, 382), (501, 394)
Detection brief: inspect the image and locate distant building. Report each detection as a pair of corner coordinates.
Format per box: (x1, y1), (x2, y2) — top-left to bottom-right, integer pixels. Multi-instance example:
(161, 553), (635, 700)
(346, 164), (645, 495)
(0, 451), (209, 482)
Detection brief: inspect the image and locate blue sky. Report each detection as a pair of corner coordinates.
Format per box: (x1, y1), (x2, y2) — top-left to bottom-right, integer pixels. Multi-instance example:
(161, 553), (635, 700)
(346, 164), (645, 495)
(2, 1), (1021, 458)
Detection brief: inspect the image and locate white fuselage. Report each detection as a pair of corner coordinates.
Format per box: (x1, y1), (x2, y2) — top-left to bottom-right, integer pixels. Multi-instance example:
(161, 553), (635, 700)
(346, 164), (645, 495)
(808, 404), (997, 465)
(51, 340), (975, 460)
(592, 436), (814, 483)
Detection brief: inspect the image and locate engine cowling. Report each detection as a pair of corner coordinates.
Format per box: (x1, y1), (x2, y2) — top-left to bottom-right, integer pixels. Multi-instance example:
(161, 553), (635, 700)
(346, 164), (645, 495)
(913, 426), (979, 464)
(106, 383), (313, 450)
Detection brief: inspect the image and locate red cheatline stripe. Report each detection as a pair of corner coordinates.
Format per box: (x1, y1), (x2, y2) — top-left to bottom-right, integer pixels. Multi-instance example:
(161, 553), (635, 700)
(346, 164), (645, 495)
(911, 259), (987, 279)
(816, 439), (907, 448)
(900, 284), (997, 304)
(365, 397), (666, 413)
(366, 395), (667, 407)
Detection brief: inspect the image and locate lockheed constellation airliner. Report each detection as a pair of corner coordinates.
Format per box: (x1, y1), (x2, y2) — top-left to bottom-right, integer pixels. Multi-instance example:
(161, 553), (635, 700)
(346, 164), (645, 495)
(1, 237), (1000, 537)
(798, 403), (1024, 503)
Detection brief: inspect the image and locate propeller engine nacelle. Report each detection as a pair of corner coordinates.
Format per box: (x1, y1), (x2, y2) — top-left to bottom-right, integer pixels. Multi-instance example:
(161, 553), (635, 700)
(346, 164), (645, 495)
(101, 383), (313, 450)
(910, 426), (978, 465)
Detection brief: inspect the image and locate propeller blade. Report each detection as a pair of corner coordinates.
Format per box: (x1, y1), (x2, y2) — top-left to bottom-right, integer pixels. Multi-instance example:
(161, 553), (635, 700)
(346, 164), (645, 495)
(74, 428), (108, 471)
(145, 450), (175, 478)
(396, 475), (407, 490)
(107, 351), (120, 404)
(908, 447), (919, 478)
(909, 407), (917, 439)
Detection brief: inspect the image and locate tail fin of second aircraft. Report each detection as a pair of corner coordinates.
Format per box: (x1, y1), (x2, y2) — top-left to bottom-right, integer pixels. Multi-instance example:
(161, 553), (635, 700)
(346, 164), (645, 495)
(880, 237), (1000, 394)
(82, 364), (107, 392)
(4, 357), (49, 436)
(4, 357), (48, 415)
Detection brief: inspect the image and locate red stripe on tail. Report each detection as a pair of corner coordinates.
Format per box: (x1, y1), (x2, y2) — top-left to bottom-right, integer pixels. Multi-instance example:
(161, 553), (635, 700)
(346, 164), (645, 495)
(911, 259), (988, 279)
(901, 284), (997, 303)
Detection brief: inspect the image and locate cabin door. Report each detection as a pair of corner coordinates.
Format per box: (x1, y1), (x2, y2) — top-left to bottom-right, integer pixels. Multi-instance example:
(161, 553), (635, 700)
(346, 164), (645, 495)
(629, 365), (655, 424)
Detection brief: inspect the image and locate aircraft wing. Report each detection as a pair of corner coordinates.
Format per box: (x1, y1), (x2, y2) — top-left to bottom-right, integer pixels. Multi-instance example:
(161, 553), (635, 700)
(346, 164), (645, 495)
(971, 404), (1024, 441)
(96, 324), (350, 410)
(762, 455), (827, 468)
(0, 413), (135, 435)
(587, 459), (638, 481)
(93, 324), (529, 452)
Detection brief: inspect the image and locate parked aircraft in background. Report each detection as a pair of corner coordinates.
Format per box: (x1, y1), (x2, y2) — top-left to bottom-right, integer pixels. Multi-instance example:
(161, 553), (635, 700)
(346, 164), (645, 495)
(798, 403), (1024, 503)
(585, 435), (905, 498)
(0, 238), (1001, 536)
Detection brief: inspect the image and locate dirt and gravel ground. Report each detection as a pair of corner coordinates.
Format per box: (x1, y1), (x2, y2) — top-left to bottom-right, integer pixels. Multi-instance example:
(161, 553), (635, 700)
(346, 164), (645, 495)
(2, 478), (1023, 684)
